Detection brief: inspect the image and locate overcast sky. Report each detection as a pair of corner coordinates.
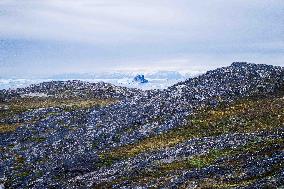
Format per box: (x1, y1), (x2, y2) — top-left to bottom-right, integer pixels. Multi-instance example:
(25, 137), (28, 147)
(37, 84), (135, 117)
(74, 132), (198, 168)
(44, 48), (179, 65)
(0, 0), (283, 77)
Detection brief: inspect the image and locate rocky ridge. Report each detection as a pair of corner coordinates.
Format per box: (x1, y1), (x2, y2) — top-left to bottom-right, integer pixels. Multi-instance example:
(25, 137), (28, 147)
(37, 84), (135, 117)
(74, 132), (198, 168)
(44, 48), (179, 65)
(0, 62), (283, 188)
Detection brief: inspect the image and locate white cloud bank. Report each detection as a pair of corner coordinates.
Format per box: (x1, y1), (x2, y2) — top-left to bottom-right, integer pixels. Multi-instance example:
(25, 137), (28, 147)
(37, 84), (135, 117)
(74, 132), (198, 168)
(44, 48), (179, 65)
(0, 0), (283, 76)
(1, 0), (283, 44)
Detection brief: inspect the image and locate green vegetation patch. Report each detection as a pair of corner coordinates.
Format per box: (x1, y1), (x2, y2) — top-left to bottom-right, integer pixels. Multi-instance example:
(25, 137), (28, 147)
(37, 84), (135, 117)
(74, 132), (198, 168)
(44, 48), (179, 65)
(0, 97), (117, 133)
(1, 97), (117, 115)
(104, 97), (284, 159)
(0, 123), (22, 133)
(159, 137), (284, 171)
(99, 137), (284, 187)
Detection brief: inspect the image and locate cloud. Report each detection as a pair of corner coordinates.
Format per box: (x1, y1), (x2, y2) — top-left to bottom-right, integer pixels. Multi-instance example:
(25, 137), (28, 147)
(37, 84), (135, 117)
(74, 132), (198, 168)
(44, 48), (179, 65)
(0, 0), (189, 44)
(0, 0), (283, 77)
(1, 0), (282, 44)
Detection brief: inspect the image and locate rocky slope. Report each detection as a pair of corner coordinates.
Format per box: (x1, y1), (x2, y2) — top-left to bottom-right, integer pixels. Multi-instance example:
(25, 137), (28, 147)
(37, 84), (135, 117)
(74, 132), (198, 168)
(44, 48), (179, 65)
(0, 62), (283, 188)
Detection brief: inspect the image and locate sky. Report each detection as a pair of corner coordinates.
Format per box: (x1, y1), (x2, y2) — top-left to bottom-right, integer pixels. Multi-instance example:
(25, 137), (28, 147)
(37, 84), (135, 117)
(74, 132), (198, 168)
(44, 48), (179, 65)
(0, 0), (283, 77)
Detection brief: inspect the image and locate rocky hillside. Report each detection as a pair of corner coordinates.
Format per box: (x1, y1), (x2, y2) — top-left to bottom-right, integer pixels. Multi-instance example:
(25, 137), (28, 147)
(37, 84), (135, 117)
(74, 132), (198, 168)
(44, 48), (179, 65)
(0, 62), (283, 188)
(0, 80), (142, 101)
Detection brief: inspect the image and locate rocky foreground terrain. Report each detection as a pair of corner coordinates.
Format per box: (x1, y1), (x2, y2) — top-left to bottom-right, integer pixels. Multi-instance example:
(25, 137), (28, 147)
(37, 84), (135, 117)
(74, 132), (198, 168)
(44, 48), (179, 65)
(0, 62), (283, 189)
